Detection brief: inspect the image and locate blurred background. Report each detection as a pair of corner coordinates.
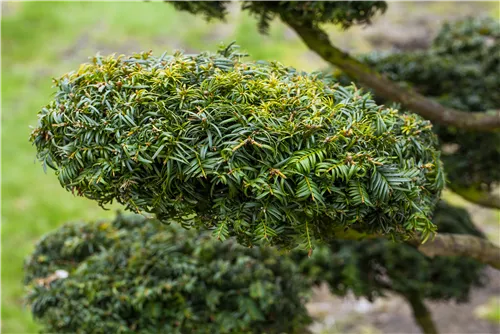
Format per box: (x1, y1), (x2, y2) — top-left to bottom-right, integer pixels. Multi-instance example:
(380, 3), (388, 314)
(2, 1), (499, 333)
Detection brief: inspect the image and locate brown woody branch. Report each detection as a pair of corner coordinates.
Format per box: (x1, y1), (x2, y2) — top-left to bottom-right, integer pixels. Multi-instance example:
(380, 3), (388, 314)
(335, 228), (500, 270)
(448, 184), (500, 210)
(416, 233), (500, 270)
(284, 20), (500, 132)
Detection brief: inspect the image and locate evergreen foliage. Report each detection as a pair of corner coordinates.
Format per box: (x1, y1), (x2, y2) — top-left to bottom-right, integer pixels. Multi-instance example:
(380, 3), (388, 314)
(30, 45), (444, 251)
(348, 17), (500, 190)
(298, 200), (486, 302)
(24, 201), (485, 333)
(24, 214), (311, 334)
(169, 1), (387, 32)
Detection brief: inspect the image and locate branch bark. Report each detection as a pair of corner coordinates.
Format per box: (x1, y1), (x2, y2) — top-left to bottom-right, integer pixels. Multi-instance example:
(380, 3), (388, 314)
(416, 234), (500, 270)
(448, 184), (500, 210)
(335, 228), (500, 270)
(284, 20), (500, 132)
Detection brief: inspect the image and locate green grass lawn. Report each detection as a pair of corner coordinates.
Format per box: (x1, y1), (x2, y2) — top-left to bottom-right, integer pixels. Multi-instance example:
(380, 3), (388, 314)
(1, 2), (317, 332)
(2, 2), (498, 333)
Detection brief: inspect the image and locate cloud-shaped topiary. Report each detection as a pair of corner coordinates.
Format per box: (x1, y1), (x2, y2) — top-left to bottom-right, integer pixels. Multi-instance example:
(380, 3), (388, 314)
(346, 17), (500, 192)
(30, 45), (444, 250)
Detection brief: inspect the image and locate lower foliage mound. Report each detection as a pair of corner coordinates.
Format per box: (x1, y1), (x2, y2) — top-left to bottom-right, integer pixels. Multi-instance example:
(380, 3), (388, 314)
(25, 201), (486, 334)
(24, 214), (311, 334)
(298, 200), (486, 303)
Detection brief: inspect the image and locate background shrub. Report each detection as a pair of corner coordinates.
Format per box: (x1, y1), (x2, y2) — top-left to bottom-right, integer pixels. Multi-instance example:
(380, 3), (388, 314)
(25, 200), (486, 333)
(342, 17), (500, 191)
(24, 214), (311, 334)
(298, 200), (486, 302)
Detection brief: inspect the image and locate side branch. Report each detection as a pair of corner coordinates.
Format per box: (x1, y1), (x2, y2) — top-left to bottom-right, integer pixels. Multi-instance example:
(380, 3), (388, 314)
(335, 228), (500, 270)
(448, 184), (500, 210)
(416, 234), (500, 270)
(285, 20), (500, 132)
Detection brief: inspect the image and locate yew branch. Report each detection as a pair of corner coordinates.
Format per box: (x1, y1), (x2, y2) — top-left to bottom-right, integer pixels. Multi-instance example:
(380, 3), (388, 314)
(416, 233), (500, 270)
(448, 184), (500, 210)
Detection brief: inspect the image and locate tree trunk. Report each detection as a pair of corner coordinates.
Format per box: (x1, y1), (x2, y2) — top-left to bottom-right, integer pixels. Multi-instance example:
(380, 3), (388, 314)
(416, 234), (500, 270)
(405, 294), (439, 334)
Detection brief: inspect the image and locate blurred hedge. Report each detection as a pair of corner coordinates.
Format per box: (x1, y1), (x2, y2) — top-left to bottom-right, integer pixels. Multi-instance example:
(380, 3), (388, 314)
(169, 1), (387, 32)
(25, 214), (311, 334)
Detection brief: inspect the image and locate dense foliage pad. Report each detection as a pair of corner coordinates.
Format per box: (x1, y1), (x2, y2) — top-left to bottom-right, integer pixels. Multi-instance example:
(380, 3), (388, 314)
(169, 1), (387, 32)
(298, 200), (486, 302)
(24, 214), (311, 334)
(31, 45), (444, 250)
(351, 17), (500, 190)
